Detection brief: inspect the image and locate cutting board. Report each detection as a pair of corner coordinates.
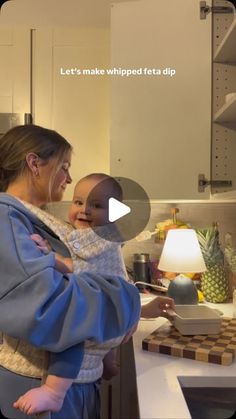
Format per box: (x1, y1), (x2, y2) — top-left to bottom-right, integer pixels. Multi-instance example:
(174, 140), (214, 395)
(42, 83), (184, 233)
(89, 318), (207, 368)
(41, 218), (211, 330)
(142, 317), (236, 366)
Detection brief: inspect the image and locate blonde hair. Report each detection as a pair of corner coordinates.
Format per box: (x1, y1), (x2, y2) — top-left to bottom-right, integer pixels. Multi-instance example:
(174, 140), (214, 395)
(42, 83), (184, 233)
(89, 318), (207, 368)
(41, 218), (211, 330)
(0, 125), (72, 197)
(78, 173), (123, 201)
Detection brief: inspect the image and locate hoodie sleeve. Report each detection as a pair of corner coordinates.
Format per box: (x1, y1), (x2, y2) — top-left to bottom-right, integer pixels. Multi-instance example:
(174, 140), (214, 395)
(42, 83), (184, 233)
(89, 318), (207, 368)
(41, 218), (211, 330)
(0, 204), (140, 352)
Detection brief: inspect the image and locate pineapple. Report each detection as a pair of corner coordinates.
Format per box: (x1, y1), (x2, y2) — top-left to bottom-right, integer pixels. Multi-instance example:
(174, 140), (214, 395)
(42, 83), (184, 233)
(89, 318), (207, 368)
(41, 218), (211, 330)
(196, 224), (229, 303)
(224, 233), (236, 296)
(224, 233), (236, 273)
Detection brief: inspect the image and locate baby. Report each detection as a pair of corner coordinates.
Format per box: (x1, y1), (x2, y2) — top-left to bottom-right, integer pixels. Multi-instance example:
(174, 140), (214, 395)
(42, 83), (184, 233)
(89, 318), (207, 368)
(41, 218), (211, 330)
(14, 173), (127, 415)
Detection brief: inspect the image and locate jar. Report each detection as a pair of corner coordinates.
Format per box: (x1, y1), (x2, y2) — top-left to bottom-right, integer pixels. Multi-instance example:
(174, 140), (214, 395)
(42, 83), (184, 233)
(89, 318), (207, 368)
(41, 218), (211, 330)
(133, 253), (151, 283)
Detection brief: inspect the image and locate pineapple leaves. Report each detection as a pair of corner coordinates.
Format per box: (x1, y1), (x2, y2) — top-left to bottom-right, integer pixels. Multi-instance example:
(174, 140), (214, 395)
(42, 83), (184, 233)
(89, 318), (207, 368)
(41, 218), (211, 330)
(196, 227), (224, 267)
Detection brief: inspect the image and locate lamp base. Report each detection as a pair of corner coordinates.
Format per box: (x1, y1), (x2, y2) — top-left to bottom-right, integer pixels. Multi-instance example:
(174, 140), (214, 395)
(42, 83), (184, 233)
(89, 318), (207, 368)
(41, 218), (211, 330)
(167, 274), (198, 304)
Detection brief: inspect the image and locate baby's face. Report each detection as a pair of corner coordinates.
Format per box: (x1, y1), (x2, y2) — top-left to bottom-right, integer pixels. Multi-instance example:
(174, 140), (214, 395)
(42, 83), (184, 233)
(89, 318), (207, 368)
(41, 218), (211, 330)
(68, 178), (113, 229)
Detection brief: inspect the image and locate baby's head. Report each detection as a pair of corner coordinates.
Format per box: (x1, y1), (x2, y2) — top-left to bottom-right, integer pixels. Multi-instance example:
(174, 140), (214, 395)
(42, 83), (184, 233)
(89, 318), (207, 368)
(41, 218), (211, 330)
(68, 173), (123, 229)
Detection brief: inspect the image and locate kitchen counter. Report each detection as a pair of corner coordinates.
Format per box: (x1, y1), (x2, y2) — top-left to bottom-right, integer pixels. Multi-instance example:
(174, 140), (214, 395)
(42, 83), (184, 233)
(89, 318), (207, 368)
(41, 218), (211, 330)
(133, 296), (236, 418)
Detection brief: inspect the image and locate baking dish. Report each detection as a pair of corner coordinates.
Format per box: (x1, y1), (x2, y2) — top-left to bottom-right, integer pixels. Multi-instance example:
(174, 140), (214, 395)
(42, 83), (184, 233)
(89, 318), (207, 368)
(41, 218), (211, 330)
(173, 305), (222, 335)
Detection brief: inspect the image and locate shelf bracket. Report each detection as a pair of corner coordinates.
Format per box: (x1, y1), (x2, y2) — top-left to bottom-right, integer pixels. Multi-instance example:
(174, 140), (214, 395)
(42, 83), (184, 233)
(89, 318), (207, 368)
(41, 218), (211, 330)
(198, 174), (232, 192)
(200, 1), (234, 20)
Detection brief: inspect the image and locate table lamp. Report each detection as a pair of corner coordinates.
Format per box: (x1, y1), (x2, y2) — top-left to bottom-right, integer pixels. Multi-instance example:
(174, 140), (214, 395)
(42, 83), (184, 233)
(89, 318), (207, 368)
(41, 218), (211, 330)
(158, 229), (207, 304)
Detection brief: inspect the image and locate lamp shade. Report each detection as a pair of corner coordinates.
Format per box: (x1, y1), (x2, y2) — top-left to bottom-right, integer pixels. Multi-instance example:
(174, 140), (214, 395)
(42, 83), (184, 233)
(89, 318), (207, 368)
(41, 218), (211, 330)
(158, 229), (206, 273)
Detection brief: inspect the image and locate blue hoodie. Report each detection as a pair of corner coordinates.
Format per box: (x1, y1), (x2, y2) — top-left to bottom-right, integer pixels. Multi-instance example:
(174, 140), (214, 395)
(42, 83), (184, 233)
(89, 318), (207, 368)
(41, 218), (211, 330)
(0, 193), (140, 351)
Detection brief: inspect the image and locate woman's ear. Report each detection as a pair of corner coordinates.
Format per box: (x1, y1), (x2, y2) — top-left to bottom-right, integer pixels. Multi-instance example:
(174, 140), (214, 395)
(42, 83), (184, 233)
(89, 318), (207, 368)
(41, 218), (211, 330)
(26, 153), (40, 177)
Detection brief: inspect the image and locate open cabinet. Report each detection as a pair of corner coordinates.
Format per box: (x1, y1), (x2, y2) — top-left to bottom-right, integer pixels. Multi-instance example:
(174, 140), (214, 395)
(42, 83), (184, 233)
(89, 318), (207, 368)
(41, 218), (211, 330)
(211, 0), (236, 198)
(110, 0), (236, 200)
(0, 0), (235, 200)
(110, 0), (212, 200)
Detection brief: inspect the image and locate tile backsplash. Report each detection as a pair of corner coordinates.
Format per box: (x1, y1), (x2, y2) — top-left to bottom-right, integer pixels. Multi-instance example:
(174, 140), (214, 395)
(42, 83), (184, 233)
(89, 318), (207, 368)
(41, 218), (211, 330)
(47, 201), (236, 270)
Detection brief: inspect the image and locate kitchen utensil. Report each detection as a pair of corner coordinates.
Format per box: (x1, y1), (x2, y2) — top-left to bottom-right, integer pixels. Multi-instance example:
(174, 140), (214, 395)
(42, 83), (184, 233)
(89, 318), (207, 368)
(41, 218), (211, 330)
(135, 230), (156, 241)
(135, 282), (167, 293)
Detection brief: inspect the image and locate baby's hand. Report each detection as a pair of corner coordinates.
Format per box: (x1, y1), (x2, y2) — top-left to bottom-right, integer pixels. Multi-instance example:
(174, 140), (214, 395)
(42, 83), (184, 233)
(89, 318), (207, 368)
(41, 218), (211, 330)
(31, 234), (73, 274)
(31, 234), (51, 254)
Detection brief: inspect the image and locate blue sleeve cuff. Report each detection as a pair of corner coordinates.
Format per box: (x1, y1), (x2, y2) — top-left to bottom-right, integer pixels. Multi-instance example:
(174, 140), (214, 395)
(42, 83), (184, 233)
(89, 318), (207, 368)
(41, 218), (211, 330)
(48, 342), (85, 379)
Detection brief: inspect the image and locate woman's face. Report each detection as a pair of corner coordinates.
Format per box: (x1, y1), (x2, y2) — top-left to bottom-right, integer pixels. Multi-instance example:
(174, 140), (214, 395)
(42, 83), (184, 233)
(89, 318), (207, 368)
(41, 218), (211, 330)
(38, 150), (72, 203)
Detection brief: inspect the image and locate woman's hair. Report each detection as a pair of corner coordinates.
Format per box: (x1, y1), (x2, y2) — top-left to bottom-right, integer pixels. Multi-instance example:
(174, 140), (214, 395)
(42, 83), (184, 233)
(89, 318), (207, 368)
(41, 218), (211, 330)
(0, 125), (72, 193)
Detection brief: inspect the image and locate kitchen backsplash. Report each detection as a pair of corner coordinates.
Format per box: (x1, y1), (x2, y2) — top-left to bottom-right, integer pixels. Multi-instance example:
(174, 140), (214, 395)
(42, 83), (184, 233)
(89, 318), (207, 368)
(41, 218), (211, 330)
(46, 201), (236, 271)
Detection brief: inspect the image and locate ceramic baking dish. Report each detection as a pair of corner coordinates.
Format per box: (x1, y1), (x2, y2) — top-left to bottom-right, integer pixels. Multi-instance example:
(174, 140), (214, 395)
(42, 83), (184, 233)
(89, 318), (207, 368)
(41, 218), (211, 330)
(173, 305), (222, 335)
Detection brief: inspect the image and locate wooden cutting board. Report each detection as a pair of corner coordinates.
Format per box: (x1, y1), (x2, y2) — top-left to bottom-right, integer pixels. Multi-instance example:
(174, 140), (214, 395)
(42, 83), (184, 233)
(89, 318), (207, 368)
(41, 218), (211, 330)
(142, 317), (236, 366)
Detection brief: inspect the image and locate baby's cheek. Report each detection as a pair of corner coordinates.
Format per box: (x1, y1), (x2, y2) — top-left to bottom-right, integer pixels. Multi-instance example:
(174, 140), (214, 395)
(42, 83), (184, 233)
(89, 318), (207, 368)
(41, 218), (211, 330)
(68, 209), (76, 224)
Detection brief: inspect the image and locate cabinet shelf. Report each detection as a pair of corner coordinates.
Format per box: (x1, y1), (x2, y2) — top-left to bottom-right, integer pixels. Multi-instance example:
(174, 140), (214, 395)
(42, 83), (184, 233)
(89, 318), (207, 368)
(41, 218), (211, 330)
(214, 95), (236, 123)
(214, 18), (236, 63)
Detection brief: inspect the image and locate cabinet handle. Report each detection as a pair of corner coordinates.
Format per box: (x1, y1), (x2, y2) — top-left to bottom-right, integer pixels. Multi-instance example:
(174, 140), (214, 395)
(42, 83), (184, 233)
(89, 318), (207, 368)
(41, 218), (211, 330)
(24, 113), (33, 125)
(198, 174), (232, 192)
(200, 1), (234, 20)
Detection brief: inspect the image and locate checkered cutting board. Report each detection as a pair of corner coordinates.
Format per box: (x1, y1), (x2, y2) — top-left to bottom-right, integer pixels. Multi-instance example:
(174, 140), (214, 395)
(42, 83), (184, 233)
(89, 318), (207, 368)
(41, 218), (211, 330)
(142, 318), (236, 366)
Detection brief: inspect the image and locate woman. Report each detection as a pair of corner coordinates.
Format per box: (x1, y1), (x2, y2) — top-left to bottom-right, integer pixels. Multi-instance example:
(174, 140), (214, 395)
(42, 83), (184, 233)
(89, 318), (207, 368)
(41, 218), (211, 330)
(0, 125), (141, 419)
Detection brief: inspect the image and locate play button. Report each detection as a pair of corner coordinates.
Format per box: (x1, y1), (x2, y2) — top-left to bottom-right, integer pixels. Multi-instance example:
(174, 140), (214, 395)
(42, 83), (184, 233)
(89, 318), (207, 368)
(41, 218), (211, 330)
(85, 175), (151, 243)
(108, 198), (131, 222)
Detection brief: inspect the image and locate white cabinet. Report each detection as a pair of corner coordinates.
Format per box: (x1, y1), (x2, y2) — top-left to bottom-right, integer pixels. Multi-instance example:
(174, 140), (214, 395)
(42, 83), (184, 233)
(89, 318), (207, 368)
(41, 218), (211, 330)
(211, 9), (236, 199)
(1, 1), (235, 201)
(110, 0), (212, 200)
(0, 25), (111, 200)
(0, 28), (31, 135)
(0, 28), (31, 114)
(214, 18), (236, 63)
(213, 17), (236, 124)
(33, 27), (110, 201)
(214, 94), (236, 123)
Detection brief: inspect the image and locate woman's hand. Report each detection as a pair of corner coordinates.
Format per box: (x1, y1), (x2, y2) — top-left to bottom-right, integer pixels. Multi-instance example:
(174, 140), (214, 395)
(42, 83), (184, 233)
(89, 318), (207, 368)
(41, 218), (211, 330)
(141, 296), (176, 320)
(54, 253), (74, 274)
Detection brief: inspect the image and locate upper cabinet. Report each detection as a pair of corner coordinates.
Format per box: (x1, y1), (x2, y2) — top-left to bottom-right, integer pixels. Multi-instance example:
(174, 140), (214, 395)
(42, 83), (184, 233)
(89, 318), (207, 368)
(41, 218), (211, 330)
(110, 0), (212, 200)
(0, 28), (31, 121)
(214, 93), (236, 124)
(211, 3), (236, 199)
(1, 0), (235, 201)
(213, 17), (236, 124)
(110, 0), (236, 200)
(214, 17), (236, 63)
(33, 28), (111, 201)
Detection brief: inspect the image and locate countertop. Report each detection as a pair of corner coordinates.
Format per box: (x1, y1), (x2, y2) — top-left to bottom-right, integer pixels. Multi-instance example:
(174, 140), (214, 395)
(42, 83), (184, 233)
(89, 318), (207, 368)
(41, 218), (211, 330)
(133, 295), (236, 419)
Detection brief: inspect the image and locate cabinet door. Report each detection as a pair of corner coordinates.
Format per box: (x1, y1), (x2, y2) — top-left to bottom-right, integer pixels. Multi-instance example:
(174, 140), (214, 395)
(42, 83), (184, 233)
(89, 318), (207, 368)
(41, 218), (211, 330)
(110, 0), (212, 199)
(0, 28), (31, 130)
(100, 341), (139, 419)
(212, 12), (236, 199)
(33, 28), (110, 201)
